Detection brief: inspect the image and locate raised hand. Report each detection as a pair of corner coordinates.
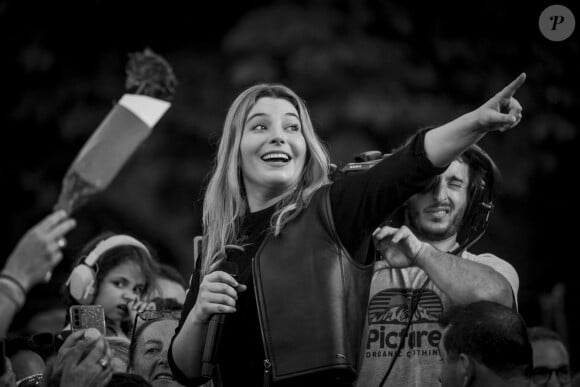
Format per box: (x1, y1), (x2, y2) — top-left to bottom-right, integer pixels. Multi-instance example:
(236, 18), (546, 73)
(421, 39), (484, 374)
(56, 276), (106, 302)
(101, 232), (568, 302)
(373, 225), (426, 268)
(3, 210), (76, 290)
(473, 73), (526, 133)
(191, 271), (248, 323)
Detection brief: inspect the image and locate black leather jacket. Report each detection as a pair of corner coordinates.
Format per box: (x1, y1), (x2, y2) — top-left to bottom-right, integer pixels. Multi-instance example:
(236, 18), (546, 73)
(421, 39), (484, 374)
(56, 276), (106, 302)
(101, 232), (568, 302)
(253, 184), (374, 384)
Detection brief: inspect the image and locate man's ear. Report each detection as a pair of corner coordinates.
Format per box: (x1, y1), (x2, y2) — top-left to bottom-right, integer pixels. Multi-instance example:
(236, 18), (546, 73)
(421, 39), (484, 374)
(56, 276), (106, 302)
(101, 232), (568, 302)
(458, 353), (474, 387)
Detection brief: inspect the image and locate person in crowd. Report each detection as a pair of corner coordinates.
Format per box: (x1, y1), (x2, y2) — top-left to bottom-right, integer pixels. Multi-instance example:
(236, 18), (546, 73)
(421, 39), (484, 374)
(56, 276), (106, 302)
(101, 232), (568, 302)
(1, 210), (74, 385)
(40, 328), (114, 387)
(169, 74), (526, 386)
(5, 331), (62, 382)
(61, 232), (159, 340)
(528, 326), (572, 387)
(437, 301), (532, 387)
(1, 211), (76, 339)
(357, 143), (519, 387)
(148, 297), (183, 314)
(149, 263), (187, 305)
(16, 373), (44, 387)
(10, 349), (45, 383)
(0, 355), (16, 387)
(129, 310), (184, 387)
(105, 337), (130, 373)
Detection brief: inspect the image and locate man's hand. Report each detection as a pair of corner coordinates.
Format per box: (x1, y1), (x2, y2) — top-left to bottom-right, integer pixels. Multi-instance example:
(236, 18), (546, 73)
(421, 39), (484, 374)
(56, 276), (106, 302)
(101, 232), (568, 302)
(373, 225), (426, 268)
(472, 73), (526, 133)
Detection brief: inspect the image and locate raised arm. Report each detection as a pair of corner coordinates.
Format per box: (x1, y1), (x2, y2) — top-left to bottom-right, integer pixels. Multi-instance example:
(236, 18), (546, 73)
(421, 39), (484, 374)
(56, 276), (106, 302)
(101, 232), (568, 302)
(425, 73), (525, 167)
(330, 73), (526, 262)
(1, 211), (76, 337)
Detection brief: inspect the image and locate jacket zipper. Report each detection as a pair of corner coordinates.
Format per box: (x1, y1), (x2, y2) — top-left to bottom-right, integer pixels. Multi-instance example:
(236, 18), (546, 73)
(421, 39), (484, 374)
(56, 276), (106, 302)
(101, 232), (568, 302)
(252, 256), (273, 387)
(263, 359), (272, 387)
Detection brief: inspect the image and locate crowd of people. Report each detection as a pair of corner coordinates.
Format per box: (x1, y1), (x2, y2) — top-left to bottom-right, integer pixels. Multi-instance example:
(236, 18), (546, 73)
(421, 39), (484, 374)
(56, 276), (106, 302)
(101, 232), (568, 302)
(0, 222), (188, 387)
(1, 73), (577, 387)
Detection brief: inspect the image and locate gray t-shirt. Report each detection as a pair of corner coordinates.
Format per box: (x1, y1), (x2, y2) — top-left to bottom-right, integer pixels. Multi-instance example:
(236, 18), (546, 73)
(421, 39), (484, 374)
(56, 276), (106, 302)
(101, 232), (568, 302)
(355, 251), (519, 387)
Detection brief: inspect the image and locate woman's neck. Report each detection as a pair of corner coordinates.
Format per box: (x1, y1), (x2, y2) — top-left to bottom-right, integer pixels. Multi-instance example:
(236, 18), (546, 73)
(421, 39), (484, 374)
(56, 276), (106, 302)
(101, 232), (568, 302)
(246, 186), (294, 212)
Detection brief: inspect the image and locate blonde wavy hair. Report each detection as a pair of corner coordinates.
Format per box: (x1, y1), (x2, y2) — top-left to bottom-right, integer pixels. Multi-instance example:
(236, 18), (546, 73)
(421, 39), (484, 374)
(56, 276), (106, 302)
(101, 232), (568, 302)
(200, 84), (330, 275)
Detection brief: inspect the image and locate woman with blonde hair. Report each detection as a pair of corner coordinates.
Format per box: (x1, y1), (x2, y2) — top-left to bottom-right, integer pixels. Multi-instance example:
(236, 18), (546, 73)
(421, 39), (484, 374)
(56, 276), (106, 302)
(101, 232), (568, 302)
(170, 76), (526, 387)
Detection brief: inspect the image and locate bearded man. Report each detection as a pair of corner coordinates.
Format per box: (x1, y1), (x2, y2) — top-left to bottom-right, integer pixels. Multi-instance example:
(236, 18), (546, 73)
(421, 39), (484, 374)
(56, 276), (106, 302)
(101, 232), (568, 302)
(356, 144), (519, 387)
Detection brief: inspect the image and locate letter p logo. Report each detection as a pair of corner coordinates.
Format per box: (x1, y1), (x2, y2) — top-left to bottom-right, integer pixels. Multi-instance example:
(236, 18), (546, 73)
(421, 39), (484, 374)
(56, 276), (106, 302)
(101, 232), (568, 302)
(540, 5), (575, 41)
(550, 15), (565, 30)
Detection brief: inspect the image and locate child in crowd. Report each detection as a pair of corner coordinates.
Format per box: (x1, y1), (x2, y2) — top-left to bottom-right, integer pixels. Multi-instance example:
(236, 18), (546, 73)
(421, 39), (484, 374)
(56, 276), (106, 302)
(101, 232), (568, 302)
(61, 232), (159, 340)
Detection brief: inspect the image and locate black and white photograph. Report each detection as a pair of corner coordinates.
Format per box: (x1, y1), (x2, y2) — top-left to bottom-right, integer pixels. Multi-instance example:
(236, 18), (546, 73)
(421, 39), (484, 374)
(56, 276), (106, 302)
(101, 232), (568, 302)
(0, 1), (578, 386)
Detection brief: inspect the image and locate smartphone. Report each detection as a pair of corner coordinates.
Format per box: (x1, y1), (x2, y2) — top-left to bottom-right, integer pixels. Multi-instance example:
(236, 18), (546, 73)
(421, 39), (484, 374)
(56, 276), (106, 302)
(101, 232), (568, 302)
(69, 305), (106, 336)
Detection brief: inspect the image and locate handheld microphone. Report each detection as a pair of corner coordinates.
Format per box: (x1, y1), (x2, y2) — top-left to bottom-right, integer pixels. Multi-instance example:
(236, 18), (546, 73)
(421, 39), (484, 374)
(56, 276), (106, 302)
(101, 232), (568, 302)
(201, 261), (239, 379)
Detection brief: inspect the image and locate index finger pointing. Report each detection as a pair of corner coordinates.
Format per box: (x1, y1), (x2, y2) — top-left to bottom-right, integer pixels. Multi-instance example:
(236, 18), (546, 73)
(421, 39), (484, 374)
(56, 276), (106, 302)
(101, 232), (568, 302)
(497, 72), (526, 99)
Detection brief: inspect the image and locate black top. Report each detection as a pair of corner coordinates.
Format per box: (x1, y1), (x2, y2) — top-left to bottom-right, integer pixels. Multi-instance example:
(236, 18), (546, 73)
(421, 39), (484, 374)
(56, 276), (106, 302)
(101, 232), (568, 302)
(169, 130), (445, 386)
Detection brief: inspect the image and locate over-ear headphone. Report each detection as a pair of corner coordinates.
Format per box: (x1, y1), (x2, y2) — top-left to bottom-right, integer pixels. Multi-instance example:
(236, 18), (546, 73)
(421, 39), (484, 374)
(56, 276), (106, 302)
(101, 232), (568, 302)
(457, 144), (500, 252)
(66, 235), (151, 304)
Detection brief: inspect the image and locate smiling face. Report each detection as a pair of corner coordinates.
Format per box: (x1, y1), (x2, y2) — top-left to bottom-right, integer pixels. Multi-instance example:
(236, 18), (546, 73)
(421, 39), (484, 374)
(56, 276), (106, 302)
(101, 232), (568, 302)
(406, 160), (470, 243)
(239, 97), (307, 210)
(131, 319), (183, 387)
(93, 261), (146, 323)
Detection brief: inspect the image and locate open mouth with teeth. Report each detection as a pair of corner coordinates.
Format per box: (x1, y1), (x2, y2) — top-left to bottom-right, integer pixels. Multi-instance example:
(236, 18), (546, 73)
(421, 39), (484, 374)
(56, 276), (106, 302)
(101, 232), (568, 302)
(424, 207), (451, 217)
(153, 373), (174, 381)
(261, 152), (291, 163)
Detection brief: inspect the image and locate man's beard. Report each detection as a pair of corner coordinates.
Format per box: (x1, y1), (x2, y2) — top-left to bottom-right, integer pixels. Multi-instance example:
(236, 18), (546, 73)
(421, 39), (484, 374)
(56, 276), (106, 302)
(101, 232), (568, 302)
(407, 205), (466, 243)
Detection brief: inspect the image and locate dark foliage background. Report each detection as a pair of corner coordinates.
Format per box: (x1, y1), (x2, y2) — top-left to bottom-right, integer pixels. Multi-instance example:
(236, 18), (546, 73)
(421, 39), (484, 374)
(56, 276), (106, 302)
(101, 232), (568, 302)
(1, 0), (578, 368)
